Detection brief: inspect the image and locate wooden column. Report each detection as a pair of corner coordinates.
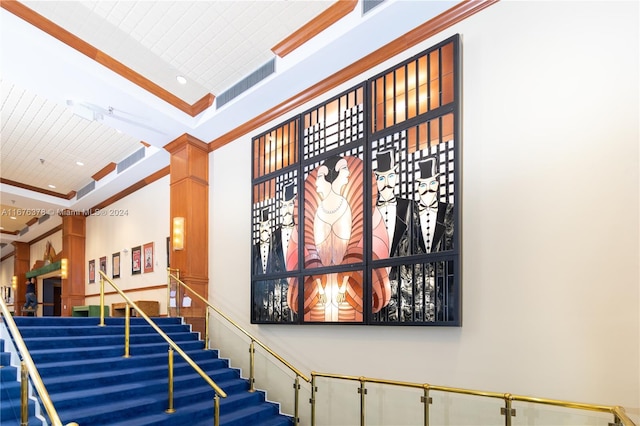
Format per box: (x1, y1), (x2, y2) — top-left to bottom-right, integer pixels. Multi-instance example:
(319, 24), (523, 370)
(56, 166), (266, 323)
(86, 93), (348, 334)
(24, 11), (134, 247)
(165, 134), (209, 332)
(61, 214), (86, 316)
(12, 241), (30, 316)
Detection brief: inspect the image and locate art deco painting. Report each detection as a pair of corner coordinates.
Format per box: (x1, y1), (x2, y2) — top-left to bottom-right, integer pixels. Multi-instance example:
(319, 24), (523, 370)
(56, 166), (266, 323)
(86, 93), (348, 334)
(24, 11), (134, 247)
(250, 34), (460, 326)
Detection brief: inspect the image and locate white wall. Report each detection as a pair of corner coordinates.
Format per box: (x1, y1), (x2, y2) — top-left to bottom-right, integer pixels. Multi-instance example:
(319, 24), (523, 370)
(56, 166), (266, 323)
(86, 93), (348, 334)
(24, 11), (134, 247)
(84, 175), (170, 312)
(210, 0), (639, 414)
(29, 232), (62, 266)
(0, 256), (15, 305)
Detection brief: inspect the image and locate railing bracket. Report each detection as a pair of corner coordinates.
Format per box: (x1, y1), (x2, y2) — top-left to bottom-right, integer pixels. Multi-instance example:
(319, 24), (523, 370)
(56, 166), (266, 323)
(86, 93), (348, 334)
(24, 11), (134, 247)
(500, 407), (516, 416)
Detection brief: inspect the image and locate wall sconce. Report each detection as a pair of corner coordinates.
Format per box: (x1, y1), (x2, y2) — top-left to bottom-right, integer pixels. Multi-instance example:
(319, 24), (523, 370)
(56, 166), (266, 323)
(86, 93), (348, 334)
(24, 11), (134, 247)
(173, 217), (185, 251)
(11, 276), (17, 289)
(61, 258), (68, 279)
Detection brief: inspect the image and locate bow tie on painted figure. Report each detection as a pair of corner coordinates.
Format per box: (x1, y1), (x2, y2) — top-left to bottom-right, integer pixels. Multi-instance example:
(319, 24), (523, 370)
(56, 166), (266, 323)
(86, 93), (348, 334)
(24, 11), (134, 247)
(377, 197), (397, 207)
(418, 202), (438, 212)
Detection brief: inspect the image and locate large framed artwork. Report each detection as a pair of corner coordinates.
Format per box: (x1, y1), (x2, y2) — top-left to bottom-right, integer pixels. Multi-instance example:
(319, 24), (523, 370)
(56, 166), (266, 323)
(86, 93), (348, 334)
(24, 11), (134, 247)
(250, 34), (460, 326)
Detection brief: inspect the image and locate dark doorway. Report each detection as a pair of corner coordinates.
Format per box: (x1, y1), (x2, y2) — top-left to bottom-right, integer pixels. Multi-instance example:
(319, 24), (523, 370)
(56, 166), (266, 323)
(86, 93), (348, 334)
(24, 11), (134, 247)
(43, 278), (62, 316)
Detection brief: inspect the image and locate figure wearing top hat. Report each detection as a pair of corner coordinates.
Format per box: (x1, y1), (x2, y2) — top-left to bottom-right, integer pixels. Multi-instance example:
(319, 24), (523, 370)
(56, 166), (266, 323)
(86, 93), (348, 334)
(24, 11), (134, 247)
(416, 157), (454, 254)
(253, 207), (273, 275)
(252, 207), (287, 322)
(273, 182), (296, 273)
(373, 150), (422, 322)
(374, 150), (422, 259)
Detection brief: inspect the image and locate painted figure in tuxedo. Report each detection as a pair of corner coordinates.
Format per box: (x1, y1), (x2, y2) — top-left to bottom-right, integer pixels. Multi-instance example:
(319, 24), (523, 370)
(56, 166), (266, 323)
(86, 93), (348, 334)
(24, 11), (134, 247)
(273, 182), (296, 272)
(416, 157), (455, 322)
(373, 150), (423, 322)
(416, 157), (454, 254)
(252, 207), (289, 322)
(286, 155), (390, 322)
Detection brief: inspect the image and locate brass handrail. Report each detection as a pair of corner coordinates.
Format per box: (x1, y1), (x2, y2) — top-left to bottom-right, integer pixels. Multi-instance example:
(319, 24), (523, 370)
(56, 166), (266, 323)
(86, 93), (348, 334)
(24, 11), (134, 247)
(310, 372), (637, 426)
(98, 271), (228, 399)
(167, 271), (310, 383)
(0, 297), (78, 426)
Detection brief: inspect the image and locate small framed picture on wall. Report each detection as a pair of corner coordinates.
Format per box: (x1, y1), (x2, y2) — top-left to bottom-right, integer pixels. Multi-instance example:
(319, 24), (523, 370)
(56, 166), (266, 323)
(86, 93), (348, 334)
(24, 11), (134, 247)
(112, 252), (120, 279)
(132, 246), (142, 275)
(143, 242), (154, 273)
(99, 256), (107, 278)
(88, 259), (96, 283)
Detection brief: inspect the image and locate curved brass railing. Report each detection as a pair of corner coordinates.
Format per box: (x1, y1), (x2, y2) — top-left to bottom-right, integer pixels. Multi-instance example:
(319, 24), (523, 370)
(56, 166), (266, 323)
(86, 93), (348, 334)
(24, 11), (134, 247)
(167, 269), (310, 424)
(0, 297), (78, 426)
(310, 372), (637, 426)
(98, 271), (227, 423)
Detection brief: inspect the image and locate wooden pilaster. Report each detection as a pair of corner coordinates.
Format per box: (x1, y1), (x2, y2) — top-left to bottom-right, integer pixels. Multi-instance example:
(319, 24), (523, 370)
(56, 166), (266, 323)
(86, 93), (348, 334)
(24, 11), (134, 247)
(165, 134), (209, 331)
(61, 214), (86, 316)
(12, 241), (30, 315)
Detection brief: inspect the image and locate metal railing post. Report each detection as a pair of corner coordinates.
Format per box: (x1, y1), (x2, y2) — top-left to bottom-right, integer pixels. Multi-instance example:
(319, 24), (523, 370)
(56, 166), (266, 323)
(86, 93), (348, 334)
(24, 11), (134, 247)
(214, 394), (220, 426)
(249, 340), (256, 392)
(123, 303), (130, 358)
(205, 309), (210, 350)
(358, 377), (366, 426)
(422, 385), (432, 426)
(20, 362), (28, 426)
(166, 348), (175, 413)
(99, 277), (106, 326)
(310, 374), (316, 426)
(502, 393), (514, 426)
(293, 375), (301, 425)
(166, 269), (171, 319)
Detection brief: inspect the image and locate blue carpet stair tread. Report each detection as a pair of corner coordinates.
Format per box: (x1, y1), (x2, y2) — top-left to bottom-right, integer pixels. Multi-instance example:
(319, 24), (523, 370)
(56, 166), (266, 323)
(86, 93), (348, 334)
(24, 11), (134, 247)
(34, 349), (222, 376)
(43, 372), (246, 408)
(17, 324), (189, 337)
(41, 356), (231, 385)
(21, 333), (198, 350)
(51, 379), (268, 425)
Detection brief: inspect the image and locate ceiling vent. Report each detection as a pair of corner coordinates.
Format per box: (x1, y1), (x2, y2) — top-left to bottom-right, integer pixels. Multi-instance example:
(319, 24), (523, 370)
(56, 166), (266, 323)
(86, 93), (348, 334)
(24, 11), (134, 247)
(216, 58), (276, 108)
(363, 0), (385, 14)
(76, 180), (96, 200)
(19, 226), (29, 236)
(38, 214), (50, 224)
(117, 147), (146, 174)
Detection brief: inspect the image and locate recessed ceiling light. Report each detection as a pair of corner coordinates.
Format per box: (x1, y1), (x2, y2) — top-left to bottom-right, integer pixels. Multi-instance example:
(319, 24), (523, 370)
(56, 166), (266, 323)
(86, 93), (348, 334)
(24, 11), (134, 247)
(10, 216), (16, 220)
(176, 75), (187, 85)
(48, 184), (56, 189)
(76, 161), (84, 166)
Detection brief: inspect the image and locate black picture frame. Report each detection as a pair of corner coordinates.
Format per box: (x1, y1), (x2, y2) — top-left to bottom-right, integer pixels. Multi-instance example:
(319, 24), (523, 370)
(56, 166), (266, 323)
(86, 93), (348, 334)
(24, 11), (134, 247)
(249, 34), (461, 326)
(88, 259), (95, 283)
(131, 246), (142, 275)
(112, 252), (120, 279)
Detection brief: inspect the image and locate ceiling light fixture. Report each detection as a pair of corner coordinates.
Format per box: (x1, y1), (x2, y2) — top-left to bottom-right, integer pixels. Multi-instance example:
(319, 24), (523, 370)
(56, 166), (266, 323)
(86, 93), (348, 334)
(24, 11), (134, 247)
(76, 161), (84, 166)
(176, 75), (187, 85)
(48, 184), (56, 189)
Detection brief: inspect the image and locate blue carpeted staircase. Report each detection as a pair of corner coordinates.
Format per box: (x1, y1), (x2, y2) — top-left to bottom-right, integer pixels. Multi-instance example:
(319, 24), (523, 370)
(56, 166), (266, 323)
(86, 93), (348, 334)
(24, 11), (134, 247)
(2, 317), (293, 426)
(1, 337), (42, 426)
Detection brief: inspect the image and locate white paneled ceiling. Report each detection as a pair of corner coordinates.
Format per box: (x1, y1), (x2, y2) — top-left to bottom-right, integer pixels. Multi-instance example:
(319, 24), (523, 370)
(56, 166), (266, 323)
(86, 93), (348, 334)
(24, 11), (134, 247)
(1, 0), (462, 254)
